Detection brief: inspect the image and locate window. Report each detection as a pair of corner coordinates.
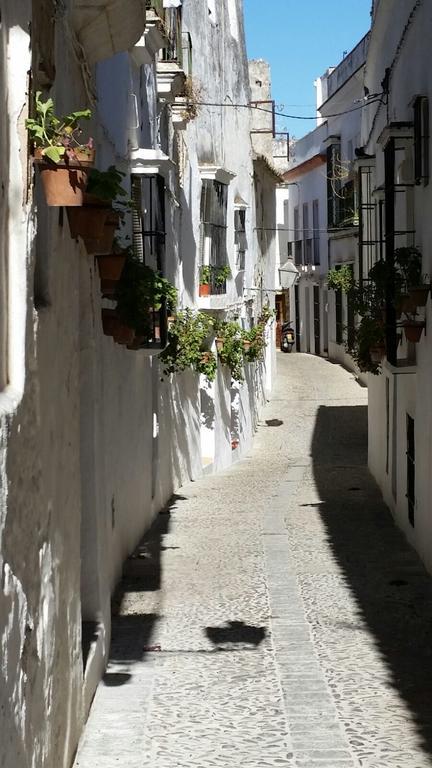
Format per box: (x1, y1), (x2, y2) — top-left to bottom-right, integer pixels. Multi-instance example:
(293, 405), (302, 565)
(334, 265), (343, 345)
(234, 208), (247, 270)
(130, 174), (167, 349)
(346, 264), (355, 348)
(327, 141), (341, 228)
(303, 202), (312, 263)
(407, 414), (415, 527)
(312, 199), (320, 265)
(200, 179), (228, 294)
(294, 205), (302, 266)
(414, 96), (429, 185)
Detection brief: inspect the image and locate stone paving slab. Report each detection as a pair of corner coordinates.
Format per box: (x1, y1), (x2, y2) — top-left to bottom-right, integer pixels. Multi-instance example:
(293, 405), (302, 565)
(75, 354), (432, 768)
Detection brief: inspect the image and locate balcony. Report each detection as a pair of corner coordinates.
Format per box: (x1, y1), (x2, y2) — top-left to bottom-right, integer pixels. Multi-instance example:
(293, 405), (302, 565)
(156, 9), (191, 101)
(131, 0), (168, 65)
(71, 0), (146, 65)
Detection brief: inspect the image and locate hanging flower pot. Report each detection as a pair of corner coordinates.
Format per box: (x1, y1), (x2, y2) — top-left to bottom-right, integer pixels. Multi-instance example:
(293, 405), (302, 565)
(369, 344), (386, 363)
(66, 204), (108, 240)
(101, 308), (134, 344)
(402, 320), (425, 343)
(243, 339), (252, 352)
(96, 253), (127, 282)
(35, 148), (95, 207)
(215, 337), (224, 353)
(199, 283), (210, 297)
(409, 285), (430, 308)
(83, 210), (120, 255)
(100, 279), (118, 298)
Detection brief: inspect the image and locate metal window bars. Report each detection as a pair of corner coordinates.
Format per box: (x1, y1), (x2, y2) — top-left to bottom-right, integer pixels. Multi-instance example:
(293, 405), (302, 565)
(199, 179), (229, 294)
(130, 174), (167, 350)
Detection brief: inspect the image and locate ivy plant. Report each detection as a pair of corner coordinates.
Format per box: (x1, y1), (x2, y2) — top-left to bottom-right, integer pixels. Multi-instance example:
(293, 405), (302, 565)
(243, 324), (266, 362)
(86, 166), (128, 202)
(25, 91), (93, 164)
(327, 264), (354, 293)
(214, 264), (232, 286)
(213, 320), (245, 382)
(159, 309), (216, 382)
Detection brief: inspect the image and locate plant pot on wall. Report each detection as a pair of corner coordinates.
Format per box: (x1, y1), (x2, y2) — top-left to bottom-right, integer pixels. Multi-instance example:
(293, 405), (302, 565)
(215, 337), (224, 353)
(409, 285), (430, 308)
(369, 344), (386, 363)
(101, 308), (134, 344)
(66, 205), (109, 240)
(199, 283), (210, 297)
(35, 148), (95, 207)
(402, 320), (425, 343)
(83, 210), (120, 255)
(96, 253), (127, 282)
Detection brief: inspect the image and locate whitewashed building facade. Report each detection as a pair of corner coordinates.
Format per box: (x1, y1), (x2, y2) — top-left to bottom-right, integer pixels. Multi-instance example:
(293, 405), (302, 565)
(360, 0), (432, 573)
(0, 2), (277, 766)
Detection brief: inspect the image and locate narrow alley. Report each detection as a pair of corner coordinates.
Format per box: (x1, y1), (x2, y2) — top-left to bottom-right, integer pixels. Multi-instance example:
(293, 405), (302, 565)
(75, 353), (432, 768)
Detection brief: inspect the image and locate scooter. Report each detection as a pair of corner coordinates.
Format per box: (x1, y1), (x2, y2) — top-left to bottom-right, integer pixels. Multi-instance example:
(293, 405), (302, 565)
(280, 322), (295, 353)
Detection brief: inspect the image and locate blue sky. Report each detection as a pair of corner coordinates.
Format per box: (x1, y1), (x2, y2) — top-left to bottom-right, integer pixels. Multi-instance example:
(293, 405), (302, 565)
(244, 0), (372, 139)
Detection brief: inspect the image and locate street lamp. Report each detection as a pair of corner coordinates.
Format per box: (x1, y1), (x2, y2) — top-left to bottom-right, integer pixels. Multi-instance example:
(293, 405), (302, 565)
(278, 259), (299, 289)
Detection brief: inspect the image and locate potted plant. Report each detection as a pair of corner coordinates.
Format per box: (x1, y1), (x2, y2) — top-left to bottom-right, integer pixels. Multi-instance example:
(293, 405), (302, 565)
(82, 166), (131, 254)
(327, 264), (354, 293)
(214, 264), (232, 290)
(26, 91), (94, 206)
(160, 309), (216, 382)
(101, 308), (135, 345)
(346, 315), (386, 374)
(243, 324), (266, 362)
(116, 259), (177, 346)
(213, 320), (245, 382)
(401, 318), (425, 343)
(199, 265), (211, 297)
(395, 246), (429, 309)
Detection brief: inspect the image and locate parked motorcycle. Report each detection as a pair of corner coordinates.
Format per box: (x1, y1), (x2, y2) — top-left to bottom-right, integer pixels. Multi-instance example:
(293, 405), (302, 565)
(280, 322), (295, 353)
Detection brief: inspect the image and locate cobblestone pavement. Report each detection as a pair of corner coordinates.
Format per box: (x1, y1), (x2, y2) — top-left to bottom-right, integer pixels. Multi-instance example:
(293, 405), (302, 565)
(75, 353), (432, 768)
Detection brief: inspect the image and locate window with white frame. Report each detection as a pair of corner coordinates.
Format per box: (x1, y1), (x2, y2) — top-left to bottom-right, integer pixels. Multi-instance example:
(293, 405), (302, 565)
(199, 179), (228, 269)
(234, 208), (247, 270)
(414, 96), (429, 186)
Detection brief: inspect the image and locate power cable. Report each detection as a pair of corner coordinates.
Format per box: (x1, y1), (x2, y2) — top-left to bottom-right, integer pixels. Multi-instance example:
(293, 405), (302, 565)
(191, 96), (385, 121)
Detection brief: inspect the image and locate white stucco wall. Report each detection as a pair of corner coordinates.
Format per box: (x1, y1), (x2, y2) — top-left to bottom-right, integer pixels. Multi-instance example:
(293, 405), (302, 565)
(361, 0), (432, 574)
(0, 2), (274, 767)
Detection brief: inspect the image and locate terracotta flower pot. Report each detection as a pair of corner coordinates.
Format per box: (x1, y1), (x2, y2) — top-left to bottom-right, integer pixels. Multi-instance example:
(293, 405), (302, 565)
(403, 321), (425, 343)
(369, 344), (386, 363)
(35, 148), (95, 207)
(101, 308), (134, 344)
(243, 340), (252, 351)
(83, 211), (120, 255)
(199, 283), (210, 297)
(409, 285), (430, 308)
(215, 338), (224, 352)
(100, 279), (118, 298)
(67, 205), (109, 239)
(96, 253), (127, 282)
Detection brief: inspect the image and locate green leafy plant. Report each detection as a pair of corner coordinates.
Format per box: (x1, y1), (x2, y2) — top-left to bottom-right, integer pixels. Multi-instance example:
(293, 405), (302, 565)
(213, 320), (244, 382)
(116, 260), (177, 339)
(243, 324), (266, 362)
(394, 246), (422, 289)
(86, 166), (128, 202)
(160, 309), (216, 381)
(258, 303), (275, 325)
(25, 91), (93, 164)
(199, 265), (212, 285)
(327, 264), (354, 293)
(347, 315), (385, 374)
(214, 264), (232, 286)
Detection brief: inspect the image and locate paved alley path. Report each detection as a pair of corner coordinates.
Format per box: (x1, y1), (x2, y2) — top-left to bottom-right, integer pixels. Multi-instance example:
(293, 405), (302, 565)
(75, 354), (432, 768)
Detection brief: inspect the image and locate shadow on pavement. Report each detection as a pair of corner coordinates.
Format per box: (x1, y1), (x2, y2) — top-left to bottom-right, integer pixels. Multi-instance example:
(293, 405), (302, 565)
(205, 620), (266, 647)
(312, 404), (432, 758)
(108, 494), (187, 669)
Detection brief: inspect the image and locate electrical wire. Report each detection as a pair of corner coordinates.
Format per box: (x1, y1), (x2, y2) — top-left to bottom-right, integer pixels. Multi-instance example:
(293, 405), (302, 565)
(191, 96), (385, 121)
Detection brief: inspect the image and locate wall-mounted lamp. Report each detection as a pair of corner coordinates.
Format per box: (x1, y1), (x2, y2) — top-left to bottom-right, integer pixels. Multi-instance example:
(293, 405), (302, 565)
(278, 259), (299, 289)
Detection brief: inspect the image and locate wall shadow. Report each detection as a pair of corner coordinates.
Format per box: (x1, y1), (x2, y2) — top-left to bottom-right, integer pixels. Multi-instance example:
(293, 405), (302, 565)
(311, 404), (432, 758)
(109, 495), (186, 666)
